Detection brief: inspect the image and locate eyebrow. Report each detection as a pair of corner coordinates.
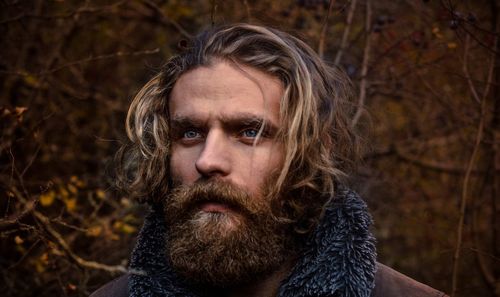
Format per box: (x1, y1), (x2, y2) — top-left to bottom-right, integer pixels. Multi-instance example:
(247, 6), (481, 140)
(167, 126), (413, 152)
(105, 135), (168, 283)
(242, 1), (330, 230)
(170, 112), (279, 133)
(170, 116), (206, 130)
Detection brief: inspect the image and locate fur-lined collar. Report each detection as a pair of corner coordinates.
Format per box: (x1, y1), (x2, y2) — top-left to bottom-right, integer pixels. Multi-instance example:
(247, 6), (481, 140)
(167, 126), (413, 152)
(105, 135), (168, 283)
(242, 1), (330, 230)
(129, 188), (377, 297)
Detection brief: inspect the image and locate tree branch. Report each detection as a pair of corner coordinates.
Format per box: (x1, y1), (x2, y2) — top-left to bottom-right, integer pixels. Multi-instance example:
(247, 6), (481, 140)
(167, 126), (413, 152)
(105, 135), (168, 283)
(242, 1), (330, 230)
(334, 0), (357, 65)
(141, 0), (192, 39)
(318, 0), (336, 59)
(451, 30), (498, 297)
(472, 204), (498, 292)
(8, 187), (142, 275)
(243, 0), (252, 22)
(351, 0), (371, 127)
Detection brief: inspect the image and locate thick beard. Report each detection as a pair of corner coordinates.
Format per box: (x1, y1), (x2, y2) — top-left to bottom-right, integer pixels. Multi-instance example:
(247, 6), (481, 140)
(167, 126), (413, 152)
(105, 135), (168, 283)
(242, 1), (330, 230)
(164, 180), (295, 288)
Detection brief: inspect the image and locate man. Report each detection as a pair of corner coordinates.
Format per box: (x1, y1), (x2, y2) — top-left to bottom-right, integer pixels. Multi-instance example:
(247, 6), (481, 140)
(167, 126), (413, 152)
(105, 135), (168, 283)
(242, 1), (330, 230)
(92, 24), (447, 297)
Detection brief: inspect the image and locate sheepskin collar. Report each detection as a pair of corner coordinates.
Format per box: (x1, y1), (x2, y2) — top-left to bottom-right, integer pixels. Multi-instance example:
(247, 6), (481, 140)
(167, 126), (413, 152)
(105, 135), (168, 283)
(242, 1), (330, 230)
(129, 187), (377, 297)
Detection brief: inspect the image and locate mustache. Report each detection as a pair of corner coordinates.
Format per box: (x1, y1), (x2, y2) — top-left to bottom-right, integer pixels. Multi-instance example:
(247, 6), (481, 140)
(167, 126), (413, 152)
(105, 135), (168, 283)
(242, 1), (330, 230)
(164, 180), (268, 224)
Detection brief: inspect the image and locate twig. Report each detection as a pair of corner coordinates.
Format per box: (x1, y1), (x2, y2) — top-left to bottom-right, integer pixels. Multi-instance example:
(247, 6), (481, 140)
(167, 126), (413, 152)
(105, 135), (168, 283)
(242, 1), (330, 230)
(45, 48), (160, 75)
(451, 31), (498, 297)
(0, 198), (36, 231)
(351, 0), (371, 128)
(439, 1), (500, 55)
(20, 145), (40, 177)
(468, 247), (500, 262)
(462, 35), (481, 104)
(9, 187), (131, 274)
(334, 0), (357, 65)
(491, 0), (500, 270)
(438, 0), (500, 37)
(318, 0), (336, 59)
(243, 0), (252, 22)
(415, 71), (461, 123)
(461, 24), (500, 56)
(393, 146), (492, 175)
(51, 218), (88, 233)
(0, 49), (160, 77)
(211, 0), (217, 27)
(0, 1), (127, 25)
(141, 0), (192, 39)
(7, 239), (42, 270)
(472, 205), (497, 291)
(451, 92), (486, 297)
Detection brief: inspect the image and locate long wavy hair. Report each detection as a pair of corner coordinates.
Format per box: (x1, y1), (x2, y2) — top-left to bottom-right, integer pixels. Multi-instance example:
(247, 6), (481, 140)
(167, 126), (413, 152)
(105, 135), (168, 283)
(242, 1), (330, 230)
(116, 23), (360, 232)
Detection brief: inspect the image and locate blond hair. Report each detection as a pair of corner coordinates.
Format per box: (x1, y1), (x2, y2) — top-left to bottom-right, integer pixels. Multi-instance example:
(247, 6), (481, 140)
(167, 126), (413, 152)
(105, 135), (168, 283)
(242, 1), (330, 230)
(117, 23), (359, 228)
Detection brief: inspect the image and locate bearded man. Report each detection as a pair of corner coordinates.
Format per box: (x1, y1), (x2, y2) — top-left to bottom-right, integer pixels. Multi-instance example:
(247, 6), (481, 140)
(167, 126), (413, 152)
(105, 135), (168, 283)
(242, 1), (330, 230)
(91, 24), (448, 297)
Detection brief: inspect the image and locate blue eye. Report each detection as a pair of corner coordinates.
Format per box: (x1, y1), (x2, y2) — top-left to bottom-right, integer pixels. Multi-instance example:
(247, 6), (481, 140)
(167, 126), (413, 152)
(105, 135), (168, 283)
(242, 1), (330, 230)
(183, 130), (200, 139)
(242, 129), (258, 138)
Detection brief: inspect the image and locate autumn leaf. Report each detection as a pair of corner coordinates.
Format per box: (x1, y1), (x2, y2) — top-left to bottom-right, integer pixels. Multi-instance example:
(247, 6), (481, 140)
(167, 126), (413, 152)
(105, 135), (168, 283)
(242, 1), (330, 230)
(59, 187), (69, 199)
(70, 175), (85, 188)
(24, 75), (40, 88)
(96, 189), (106, 200)
(67, 184), (78, 194)
(39, 191), (56, 207)
(121, 223), (137, 234)
(14, 236), (24, 245)
(86, 225), (102, 237)
(65, 198), (77, 212)
(35, 253), (49, 273)
(113, 221), (137, 234)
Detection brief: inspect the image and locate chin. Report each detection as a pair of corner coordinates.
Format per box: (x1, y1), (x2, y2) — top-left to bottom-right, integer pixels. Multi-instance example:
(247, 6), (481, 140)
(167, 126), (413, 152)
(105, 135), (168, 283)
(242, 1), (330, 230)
(190, 210), (243, 234)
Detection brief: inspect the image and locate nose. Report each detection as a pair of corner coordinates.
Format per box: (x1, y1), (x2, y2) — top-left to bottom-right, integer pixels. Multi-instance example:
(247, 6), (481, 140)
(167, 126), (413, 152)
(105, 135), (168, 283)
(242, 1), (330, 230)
(195, 130), (231, 178)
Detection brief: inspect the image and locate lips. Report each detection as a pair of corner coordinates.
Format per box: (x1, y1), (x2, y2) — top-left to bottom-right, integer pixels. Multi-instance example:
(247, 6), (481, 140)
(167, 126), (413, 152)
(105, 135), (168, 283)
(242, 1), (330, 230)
(199, 201), (235, 213)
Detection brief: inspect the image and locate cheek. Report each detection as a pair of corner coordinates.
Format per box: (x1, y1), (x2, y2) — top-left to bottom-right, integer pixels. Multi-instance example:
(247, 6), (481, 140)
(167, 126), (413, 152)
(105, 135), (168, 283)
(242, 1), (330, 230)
(264, 143), (284, 172)
(246, 146), (284, 185)
(170, 146), (198, 184)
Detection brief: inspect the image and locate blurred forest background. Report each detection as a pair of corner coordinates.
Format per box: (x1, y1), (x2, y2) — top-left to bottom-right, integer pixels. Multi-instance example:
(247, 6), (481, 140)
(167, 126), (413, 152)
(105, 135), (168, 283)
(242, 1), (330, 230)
(1, 0), (499, 296)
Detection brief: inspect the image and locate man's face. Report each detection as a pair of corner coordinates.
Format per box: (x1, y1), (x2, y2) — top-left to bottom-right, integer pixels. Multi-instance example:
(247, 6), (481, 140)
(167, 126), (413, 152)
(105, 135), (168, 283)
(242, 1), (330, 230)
(165, 60), (291, 287)
(169, 60), (284, 220)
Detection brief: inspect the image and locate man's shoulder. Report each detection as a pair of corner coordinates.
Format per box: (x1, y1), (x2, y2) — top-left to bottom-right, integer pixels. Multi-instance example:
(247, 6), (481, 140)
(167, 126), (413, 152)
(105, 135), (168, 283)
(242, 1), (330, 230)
(89, 263), (449, 297)
(90, 274), (128, 297)
(373, 263), (448, 297)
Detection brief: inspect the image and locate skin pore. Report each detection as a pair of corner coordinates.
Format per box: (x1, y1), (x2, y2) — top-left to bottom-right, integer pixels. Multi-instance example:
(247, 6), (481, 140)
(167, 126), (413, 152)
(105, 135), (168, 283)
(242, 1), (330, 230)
(168, 60), (291, 297)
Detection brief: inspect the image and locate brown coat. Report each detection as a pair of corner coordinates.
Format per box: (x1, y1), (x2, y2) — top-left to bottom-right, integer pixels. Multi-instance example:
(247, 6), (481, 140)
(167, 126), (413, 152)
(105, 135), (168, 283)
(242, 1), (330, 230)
(90, 262), (448, 297)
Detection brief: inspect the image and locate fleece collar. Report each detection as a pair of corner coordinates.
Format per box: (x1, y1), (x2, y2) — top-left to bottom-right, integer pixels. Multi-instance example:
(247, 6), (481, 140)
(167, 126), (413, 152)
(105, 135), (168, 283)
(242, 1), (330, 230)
(129, 188), (377, 297)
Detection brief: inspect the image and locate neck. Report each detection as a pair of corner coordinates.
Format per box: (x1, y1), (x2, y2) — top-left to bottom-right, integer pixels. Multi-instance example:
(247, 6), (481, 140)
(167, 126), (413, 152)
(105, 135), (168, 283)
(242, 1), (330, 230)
(223, 260), (294, 297)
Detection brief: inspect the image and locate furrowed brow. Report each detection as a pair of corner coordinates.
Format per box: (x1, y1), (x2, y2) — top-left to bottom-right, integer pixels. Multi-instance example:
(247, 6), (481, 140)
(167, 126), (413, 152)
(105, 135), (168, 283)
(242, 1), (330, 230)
(170, 116), (206, 129)
(220, 113), (279, 133)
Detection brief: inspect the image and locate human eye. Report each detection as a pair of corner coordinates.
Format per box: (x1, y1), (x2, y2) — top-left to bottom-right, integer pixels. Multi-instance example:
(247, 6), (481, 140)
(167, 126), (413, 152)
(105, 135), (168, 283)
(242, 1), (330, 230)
(176, 129), (203, 145)
(183, 130), (201, 139)
(239, 127), (268, 145)
(241, 128), (259, 138)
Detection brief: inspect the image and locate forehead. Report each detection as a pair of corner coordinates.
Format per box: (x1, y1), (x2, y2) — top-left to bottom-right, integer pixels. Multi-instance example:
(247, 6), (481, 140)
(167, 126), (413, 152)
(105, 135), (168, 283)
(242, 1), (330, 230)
(169, 60), (283, 125)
